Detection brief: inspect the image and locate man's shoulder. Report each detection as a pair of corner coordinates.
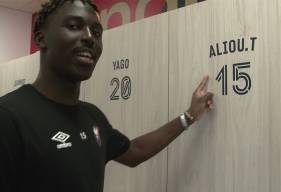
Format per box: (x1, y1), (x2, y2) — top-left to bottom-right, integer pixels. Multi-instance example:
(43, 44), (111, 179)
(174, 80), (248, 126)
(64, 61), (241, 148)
(0, 86), (28, 108)
(0, 89), (24, 132)
(79, 101), (110, 124)
(79, 101), (104, 116)
(79, 100), (98, 110)
(0, 85), (40, 118)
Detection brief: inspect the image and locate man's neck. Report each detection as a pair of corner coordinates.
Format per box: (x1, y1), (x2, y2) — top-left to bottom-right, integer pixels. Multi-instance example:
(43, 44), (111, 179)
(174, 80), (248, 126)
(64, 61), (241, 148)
(32, 75), (81, 106)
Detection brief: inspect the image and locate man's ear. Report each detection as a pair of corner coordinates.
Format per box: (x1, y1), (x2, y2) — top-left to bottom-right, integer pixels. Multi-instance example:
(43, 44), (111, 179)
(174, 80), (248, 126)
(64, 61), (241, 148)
(34, 31), (47, 50)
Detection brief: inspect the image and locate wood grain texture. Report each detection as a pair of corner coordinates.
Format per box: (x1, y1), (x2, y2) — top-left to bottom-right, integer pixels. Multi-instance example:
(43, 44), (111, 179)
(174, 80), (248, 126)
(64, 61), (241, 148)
(0, 1), (280, 191)
(82, 13), (169, 192)
(0, 52), (87, 100)
(168, 0), (281, 192)
(0, 52), (39, 96)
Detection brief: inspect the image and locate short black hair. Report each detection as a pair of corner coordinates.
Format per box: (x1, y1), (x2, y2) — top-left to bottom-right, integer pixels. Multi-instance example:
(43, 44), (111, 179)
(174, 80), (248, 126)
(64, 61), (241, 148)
(33, 0), (99, 35)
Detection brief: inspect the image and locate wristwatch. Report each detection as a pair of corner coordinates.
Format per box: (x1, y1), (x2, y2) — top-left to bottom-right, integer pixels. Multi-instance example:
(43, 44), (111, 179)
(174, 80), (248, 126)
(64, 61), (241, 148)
(180, 113), (189, 130)
(179, 111), (195, 130)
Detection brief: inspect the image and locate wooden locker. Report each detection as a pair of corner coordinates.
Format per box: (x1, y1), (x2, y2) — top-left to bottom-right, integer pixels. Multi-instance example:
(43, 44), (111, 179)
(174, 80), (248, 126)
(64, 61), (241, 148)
(168, 0), (281, 192)
(0, 52), (39, 96)
(0, 60), (16, 96)
(82, 13), (169, 192)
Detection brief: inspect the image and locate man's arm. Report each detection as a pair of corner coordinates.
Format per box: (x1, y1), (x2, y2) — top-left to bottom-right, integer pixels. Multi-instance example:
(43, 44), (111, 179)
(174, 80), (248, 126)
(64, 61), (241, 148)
(115, 76), (214, 167)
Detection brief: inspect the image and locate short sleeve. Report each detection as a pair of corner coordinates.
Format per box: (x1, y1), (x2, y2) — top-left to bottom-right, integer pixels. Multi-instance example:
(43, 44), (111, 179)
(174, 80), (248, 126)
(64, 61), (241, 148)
(0, 107), (23, 192)
(81, 103), (131, 162)
(106, 127), (130, 162)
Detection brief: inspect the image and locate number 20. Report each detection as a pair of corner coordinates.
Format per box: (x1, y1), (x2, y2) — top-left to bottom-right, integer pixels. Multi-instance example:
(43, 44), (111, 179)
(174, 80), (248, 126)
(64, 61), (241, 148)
(110, 76), (132, 100)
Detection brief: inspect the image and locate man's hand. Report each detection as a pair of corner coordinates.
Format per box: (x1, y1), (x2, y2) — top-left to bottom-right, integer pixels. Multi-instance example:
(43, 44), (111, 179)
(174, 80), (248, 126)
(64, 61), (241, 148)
(187, 75), (214, 122)
(116, 75), (214, 167)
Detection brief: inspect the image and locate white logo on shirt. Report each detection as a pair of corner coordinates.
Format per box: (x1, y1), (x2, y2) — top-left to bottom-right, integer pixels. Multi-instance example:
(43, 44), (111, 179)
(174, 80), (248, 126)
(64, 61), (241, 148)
(80, 132), (87, 140)
(52, 131), (72, 149)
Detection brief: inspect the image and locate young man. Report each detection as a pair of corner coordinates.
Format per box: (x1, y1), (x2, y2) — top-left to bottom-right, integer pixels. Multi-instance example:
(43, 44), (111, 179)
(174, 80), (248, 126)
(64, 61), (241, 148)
(0, 0), (214, 191)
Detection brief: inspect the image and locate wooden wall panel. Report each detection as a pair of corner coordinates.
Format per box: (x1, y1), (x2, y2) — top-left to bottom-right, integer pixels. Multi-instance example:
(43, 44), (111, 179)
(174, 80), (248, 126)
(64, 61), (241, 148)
(168, 0), (281, 192)
(82, 13), (169, 192)
(0, 52), (88, 100)
(0, 1), (280, 191)
(0, 52), (39, 96)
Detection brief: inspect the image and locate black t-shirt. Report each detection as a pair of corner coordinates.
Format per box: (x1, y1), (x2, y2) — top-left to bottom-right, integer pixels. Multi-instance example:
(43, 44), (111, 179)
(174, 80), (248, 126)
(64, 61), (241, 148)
(0, 85), (130, 192)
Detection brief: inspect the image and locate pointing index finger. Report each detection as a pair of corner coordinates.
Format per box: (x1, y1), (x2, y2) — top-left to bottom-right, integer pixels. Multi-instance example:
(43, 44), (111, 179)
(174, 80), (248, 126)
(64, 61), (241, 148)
(196, 75), (209, 93)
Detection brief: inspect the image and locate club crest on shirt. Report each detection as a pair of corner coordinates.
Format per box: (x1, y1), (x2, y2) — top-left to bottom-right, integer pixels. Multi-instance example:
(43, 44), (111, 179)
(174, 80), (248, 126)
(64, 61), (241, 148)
(93, 126), (102, 147)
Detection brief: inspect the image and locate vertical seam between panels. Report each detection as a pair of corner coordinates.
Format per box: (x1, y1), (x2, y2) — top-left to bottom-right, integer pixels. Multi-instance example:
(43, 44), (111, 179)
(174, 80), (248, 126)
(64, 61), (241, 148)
(166, 12), (170, 192)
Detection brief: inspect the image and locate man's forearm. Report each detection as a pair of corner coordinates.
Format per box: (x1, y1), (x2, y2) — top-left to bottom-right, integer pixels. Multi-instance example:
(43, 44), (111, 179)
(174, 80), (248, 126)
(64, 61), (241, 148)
(116, 117), (188, 167)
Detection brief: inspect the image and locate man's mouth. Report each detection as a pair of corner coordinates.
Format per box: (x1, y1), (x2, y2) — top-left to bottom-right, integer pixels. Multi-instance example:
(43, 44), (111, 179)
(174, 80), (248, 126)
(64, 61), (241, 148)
(75, 51), (94, 64)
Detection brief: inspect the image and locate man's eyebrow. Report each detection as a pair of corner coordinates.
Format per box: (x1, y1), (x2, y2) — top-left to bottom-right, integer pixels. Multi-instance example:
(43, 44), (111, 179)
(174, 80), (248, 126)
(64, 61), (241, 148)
(63, 15), (103, 30)
(63, 15), (84, 22)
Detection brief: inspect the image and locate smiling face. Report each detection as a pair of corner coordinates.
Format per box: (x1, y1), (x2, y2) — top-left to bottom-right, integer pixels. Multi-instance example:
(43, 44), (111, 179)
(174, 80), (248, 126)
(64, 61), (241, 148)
(38, 0), (103, 82)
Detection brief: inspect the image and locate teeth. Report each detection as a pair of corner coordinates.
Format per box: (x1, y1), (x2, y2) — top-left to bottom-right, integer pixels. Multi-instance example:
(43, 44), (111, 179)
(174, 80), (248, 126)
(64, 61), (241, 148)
(77, 51), (93, 59)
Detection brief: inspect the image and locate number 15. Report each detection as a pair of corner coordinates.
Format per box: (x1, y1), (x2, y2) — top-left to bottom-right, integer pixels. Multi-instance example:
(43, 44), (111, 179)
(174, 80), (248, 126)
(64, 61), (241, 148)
(216, 62), (252, 95)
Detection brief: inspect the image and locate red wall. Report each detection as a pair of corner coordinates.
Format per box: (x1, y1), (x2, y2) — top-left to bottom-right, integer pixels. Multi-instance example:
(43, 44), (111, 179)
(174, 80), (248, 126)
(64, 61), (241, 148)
(31, 0), (167, 53)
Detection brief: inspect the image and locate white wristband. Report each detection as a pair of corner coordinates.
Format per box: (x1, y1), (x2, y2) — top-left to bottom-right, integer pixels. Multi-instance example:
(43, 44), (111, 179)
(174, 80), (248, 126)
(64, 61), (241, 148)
(179, 113), (189, 130)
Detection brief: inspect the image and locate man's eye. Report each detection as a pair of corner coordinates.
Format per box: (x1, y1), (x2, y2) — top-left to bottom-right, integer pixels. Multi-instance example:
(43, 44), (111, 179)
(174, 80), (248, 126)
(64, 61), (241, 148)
(68, 24), (79, 30)
(93, 30), (102, 38)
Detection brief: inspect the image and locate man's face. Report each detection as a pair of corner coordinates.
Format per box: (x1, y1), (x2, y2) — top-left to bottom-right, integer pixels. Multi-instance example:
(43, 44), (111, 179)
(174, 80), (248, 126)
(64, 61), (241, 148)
(41, 1), (103, 82)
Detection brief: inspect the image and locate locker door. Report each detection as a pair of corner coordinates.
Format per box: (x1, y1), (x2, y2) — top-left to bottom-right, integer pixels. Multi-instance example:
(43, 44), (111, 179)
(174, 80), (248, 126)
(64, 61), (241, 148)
(82, 13), (169, 192)
(0, 52), (40, 96)
(168, 0), (281, 192)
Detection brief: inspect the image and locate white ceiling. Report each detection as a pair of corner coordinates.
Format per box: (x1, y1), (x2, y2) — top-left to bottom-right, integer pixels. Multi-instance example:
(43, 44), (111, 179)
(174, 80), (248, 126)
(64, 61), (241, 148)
(0, 0), (48, 13)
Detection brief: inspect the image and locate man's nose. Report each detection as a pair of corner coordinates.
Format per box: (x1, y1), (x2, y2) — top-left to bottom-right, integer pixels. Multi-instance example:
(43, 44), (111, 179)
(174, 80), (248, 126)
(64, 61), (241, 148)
(85, 26), (92, 38)
(81, 26), (94, 48)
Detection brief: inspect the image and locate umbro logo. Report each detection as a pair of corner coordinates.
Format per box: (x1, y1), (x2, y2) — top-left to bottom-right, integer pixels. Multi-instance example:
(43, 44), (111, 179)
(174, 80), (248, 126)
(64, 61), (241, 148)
(52, 131), (72, 149)
(52, 132), (70, 143)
